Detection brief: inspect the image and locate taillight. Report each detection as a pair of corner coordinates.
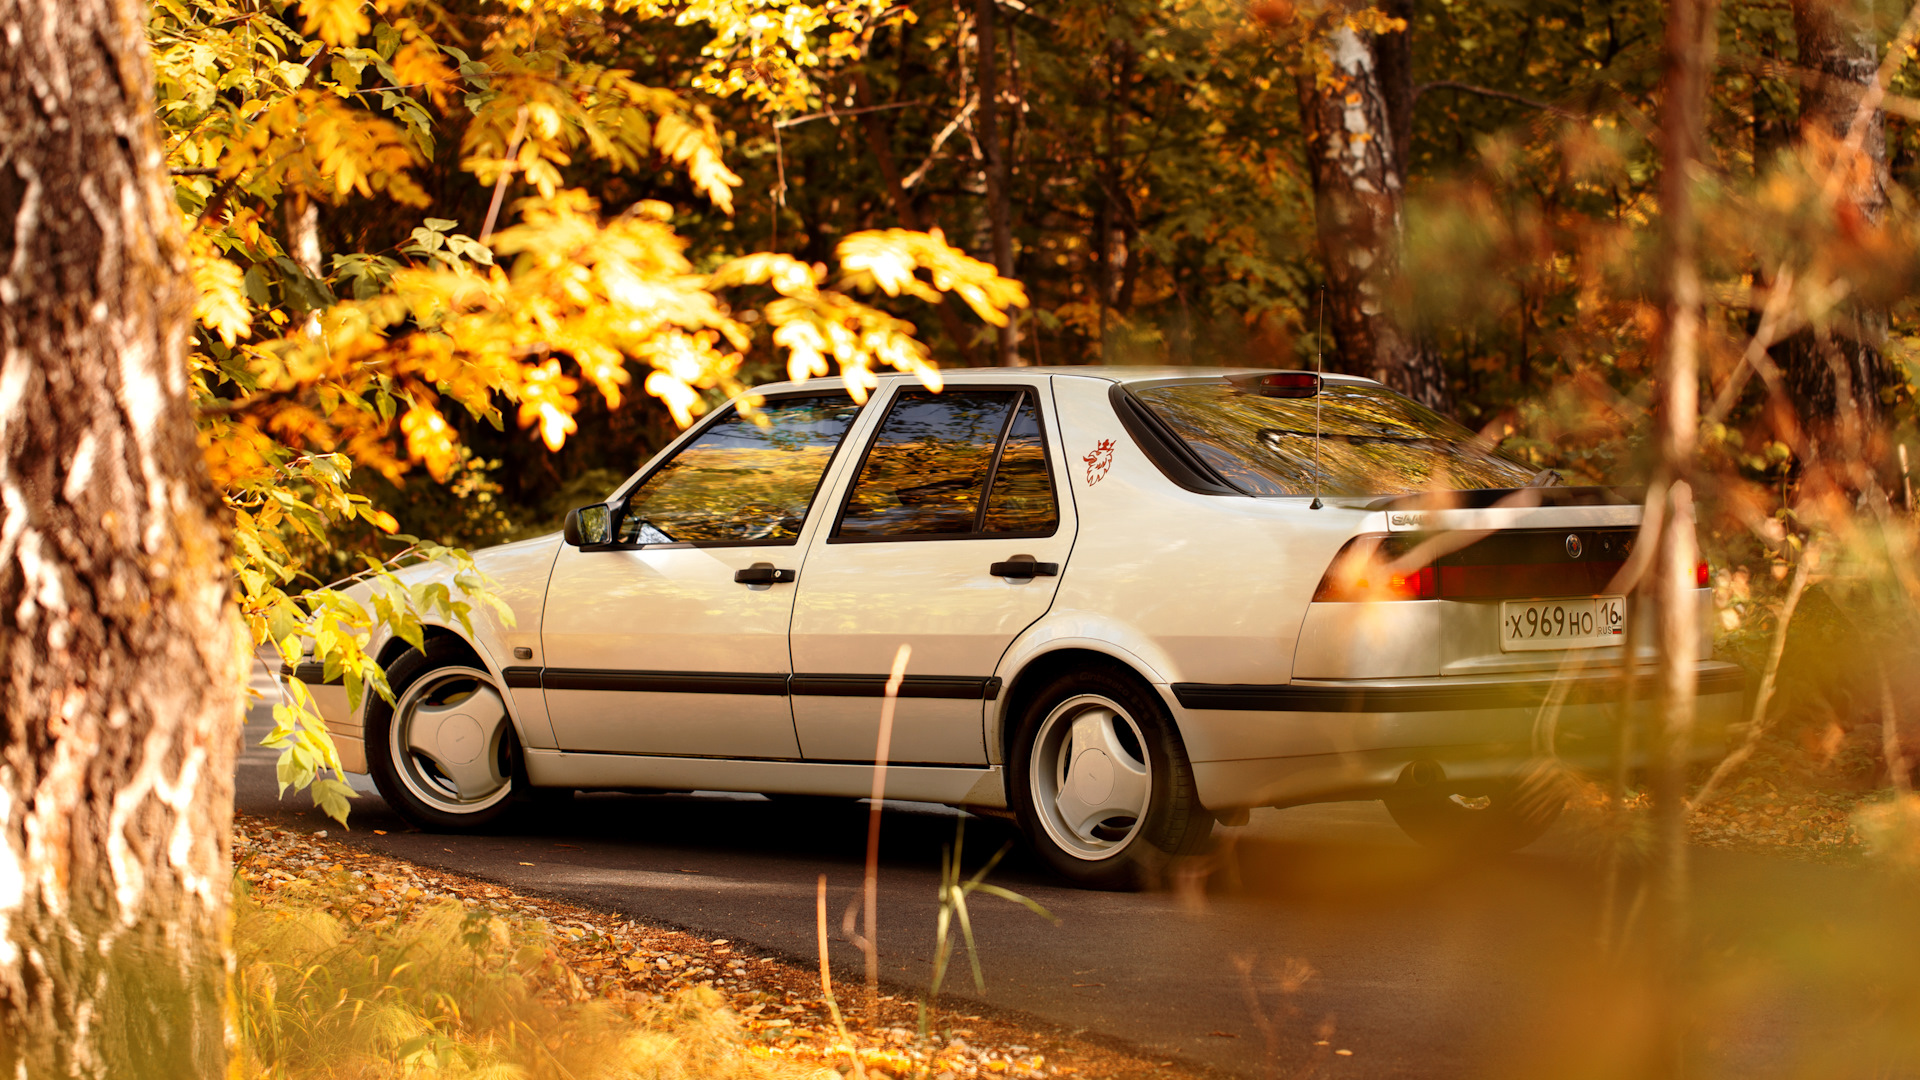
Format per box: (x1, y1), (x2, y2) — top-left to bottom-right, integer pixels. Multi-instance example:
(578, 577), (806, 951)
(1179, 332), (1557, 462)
(1228, 371), (1320, 398)
(1312, 531), (1649, 602)
(1313, 537), (1438, 601)
(1696, 560), (1710, 587)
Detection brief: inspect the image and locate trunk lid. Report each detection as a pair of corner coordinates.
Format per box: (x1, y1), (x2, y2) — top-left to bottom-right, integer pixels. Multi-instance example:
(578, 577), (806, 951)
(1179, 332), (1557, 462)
(1294, 488), (1690, 679)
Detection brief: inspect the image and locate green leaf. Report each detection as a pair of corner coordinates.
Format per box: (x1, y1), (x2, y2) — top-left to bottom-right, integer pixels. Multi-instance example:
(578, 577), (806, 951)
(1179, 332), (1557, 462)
(242, 265), (272, 307)
(311, 777), (358, 825)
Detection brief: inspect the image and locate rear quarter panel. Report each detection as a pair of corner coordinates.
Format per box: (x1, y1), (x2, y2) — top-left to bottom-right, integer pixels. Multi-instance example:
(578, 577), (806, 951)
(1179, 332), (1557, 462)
(1011, 377), (1361, 744)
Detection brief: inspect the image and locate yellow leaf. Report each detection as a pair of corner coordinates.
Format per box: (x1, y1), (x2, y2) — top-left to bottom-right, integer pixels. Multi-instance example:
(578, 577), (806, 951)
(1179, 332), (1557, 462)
(190, 252), (252, 347)
(399, 402), (458, 481)
(301, 0), (370, 47)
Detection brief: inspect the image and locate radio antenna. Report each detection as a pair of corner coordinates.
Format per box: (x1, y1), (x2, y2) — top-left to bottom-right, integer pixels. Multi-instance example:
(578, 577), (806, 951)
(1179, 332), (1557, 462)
(1310, 286), (1326, 510)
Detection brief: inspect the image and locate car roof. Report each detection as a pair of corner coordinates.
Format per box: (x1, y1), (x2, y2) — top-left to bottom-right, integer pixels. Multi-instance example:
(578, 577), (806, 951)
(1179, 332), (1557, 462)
(747, 365), (1384, 397)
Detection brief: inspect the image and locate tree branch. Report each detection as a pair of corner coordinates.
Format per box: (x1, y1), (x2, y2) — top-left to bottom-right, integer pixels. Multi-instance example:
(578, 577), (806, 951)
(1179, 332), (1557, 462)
(1413, 80), (1582, 120)
(774, 101), (929, 129)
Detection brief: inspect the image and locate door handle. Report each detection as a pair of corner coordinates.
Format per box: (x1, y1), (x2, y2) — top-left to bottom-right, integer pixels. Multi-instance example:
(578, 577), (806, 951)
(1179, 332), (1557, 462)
(989, 559), (1058, 580)
(734, 567), (797, 585)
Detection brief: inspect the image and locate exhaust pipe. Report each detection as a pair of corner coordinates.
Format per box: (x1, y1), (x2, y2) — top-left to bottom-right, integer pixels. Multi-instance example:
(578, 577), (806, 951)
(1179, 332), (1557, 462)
(1401, 759), (1446, 788)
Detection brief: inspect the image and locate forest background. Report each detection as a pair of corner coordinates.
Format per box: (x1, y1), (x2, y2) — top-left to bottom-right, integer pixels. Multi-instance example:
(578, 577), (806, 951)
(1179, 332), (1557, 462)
(169, 0), (1920, 562)
(4, 0), (1920, 1071)
(164, 0), (1920, 813)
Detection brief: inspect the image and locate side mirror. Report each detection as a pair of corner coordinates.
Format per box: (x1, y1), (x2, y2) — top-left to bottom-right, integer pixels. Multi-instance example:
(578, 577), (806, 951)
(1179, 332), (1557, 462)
(563, 504), (613, 547)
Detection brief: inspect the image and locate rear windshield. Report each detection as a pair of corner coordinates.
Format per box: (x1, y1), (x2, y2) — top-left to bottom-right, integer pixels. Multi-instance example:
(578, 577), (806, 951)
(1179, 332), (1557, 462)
(1132, 381), (1535, 497)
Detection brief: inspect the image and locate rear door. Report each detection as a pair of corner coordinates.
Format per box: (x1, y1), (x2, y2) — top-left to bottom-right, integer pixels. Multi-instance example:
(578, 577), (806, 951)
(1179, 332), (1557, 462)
(788, 380), (1074, 764)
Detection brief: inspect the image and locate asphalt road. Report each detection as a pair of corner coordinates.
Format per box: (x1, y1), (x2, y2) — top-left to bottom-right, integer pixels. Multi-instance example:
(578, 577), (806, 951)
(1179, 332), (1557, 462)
(236, 660), (1908, 1079)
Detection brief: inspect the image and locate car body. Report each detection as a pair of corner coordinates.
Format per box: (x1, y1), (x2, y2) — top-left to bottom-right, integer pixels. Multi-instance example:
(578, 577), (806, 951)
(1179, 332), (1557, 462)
(292, 366), (1743, 886)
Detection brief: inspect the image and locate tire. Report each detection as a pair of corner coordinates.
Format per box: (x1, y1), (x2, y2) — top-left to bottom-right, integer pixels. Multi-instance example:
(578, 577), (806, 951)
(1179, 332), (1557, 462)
(1384, 781), (1564, 856)
(366, 640), (523, 832)
(1009, 666), (1213, 890)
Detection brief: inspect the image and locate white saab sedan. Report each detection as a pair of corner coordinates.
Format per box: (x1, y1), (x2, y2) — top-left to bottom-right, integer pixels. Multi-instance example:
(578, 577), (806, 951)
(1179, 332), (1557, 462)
(294, 367), (1743, 887)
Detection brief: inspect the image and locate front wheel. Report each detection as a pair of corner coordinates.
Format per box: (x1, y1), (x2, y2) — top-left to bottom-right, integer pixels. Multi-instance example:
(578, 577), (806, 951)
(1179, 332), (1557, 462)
(367, 641), (522, 832)
(1009, 667), (1212, 890)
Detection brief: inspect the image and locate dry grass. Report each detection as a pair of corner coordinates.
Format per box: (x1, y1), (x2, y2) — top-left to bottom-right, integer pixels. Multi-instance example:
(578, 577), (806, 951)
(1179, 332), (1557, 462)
(234, 885), (828, 1080)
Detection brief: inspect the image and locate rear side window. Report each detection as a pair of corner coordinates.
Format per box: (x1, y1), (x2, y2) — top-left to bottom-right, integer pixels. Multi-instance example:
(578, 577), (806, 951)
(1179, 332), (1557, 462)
(835, 389), (1059, 540)
(983, 397), (1054, 533)
(618, 395), (860, 545)
(1131, 381), (1535, 497)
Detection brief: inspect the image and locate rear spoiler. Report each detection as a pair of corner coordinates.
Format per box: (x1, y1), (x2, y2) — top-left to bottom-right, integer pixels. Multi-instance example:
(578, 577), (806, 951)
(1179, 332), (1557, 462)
(1365, 486), (1644, 511)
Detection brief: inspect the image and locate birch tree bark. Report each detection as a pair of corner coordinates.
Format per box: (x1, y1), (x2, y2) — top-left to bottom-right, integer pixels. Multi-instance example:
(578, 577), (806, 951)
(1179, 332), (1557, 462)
(1782, 0), (1890, 442)
(0, 0), (245, 1073)
(1296, 6), (1450, 412)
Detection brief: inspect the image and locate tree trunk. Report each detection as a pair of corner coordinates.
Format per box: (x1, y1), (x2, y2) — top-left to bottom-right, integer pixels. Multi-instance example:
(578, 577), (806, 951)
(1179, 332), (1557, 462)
(851, 71), (981, 366)
(974, 0), (1023, 366)
(1373, 0), (1416, 183)
(1648, 0), (1717, 1072)
(0, 0), (244, 1074)
(1781, 0), (1890, 442)
(1296, 5), (1450, 412)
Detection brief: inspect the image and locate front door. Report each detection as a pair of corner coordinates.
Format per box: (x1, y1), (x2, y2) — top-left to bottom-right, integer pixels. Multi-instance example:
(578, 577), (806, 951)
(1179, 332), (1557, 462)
(789, 382), (1074, 764)
(541, 393), (862, 758)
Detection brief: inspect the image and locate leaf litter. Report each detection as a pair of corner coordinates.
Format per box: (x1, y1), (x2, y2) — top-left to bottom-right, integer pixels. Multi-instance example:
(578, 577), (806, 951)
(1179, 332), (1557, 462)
(233, 814), (1217, 1080)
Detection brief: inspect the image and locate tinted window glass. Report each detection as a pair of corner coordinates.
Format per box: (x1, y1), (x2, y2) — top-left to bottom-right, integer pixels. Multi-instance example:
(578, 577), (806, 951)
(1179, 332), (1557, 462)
(1133, 381), (1535, 497)
(983, 396), (1057, 534)
(619, 395), (859, 544)
(837, 391), (1017, 538)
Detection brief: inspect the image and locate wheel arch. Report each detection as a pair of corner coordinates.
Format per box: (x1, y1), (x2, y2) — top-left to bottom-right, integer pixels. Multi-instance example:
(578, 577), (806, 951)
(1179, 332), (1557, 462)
(374, 624), (488, 674)
(992, 640), (1182, 773)
(365, 624), (536, 749)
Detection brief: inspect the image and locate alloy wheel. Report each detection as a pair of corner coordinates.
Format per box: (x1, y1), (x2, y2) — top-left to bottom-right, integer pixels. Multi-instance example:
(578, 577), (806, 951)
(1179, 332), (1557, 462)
(386, 666), (515, 815)
(1028, 693), (1154, 861)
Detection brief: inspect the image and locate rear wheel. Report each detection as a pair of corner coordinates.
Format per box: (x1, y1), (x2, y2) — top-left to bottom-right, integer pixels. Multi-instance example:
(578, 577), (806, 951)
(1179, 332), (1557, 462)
(1010, 667), (1212, 890)
(1385, 782), (1564, 855)
(367, 640), (522, 832)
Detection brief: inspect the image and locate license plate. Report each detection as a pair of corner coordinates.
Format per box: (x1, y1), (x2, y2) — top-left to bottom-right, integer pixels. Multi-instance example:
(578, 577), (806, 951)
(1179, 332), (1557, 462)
(1500, 596), (1627, 651)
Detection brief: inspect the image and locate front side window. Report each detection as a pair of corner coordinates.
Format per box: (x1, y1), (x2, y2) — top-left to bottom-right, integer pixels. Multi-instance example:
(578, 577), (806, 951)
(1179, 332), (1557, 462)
(1132, 381), (1535, 497)
(618, 395), (860, 545)
(836, 389), (1059, 540)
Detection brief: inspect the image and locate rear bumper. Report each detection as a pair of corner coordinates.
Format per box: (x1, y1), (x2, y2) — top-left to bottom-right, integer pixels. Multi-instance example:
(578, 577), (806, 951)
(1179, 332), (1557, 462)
(1172, 661), (1745, 810)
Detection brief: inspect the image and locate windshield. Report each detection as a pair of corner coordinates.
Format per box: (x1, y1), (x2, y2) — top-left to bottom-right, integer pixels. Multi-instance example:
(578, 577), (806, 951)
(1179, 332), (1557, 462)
(1132, 380), (1536, 497)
